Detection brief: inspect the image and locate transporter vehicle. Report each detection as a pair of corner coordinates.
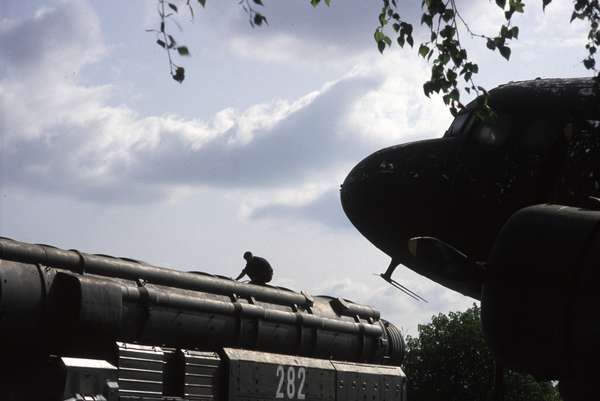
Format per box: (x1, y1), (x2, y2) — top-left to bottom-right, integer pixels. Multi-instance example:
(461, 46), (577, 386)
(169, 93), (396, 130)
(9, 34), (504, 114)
(0, 237), (406, 401)
(340, 77), (600, 400)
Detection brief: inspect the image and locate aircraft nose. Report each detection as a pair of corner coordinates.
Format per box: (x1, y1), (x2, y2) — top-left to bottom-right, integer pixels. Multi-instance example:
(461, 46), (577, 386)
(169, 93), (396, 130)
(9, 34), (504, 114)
(340, 138), (464, 261)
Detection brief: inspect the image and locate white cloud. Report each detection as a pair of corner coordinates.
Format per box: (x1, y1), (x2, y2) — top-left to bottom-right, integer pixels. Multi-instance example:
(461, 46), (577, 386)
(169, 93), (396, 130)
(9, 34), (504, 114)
(0, 0), (104, 77)
(345, 56), (452, 144)
(0, 1), (451, 224)
(3, 0), (589, 228)
(527, 1), (588, 47)
(228, 33), (363, 68)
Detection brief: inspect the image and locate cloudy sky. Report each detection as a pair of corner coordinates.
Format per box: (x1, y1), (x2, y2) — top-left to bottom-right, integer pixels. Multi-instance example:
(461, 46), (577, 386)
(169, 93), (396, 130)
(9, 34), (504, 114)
(0, 0), (592, 335)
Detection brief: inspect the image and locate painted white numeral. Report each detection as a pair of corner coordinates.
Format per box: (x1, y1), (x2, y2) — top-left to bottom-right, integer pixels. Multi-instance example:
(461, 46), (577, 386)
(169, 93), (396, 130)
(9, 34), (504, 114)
(276, 365), (285, 399)
(297, 367), (306, 400)
(286, 366), (296, 398)
(275, 366), (307, 399)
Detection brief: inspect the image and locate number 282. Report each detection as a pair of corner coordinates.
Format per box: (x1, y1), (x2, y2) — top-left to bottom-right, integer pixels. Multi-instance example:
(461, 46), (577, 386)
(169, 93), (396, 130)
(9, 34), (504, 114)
(275, 366), (306, 400)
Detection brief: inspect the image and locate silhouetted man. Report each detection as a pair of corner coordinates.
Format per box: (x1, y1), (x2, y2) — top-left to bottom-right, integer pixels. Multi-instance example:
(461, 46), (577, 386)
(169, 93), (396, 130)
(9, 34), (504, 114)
(235, 251), (273, 285)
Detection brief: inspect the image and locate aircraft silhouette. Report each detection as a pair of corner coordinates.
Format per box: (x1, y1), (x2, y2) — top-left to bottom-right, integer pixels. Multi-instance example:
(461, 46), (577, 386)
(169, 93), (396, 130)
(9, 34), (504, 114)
(341, 77), (600, 300)
(341, 77), (600, 400)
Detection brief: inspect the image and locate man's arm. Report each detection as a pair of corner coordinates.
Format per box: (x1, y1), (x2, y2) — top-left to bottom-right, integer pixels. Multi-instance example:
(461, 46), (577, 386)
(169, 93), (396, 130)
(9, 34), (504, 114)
(235, 268), (247, 281)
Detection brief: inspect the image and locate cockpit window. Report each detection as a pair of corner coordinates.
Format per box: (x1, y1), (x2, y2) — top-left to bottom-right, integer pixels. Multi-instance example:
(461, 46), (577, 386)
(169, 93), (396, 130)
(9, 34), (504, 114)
(476, 124), (502, 145)
(470, 115), (511, 147)
(444, 112), (472, 138)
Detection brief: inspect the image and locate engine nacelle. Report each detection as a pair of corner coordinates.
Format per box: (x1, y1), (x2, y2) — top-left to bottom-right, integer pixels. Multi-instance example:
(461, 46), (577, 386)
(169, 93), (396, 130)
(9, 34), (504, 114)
(482, 204), (600, 380)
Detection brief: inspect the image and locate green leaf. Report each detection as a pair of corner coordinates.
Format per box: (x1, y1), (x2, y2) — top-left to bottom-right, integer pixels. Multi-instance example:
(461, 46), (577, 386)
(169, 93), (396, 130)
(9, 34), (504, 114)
(406, 35), (414, 47)
(168, 3), (178, 12)
(253, 0), (264, 5)
(423, 81), (434, 97)
(510, 26), (519, 39)
(177, 46), (190, 56)
(310, 0), (320, 6)
(324, 0), (331, 5)
(374, 30), (385, 42)
(447, 69), (457, 83)
(173, 66), (185, 83)
(510, 0), (524, 13)
(377, 40), (386, 53)
(498, 45), (511, 60)
(421, 13), (433, 27)
(584, 57), (596, 69)
(440, 26), (455, 39)
(384, 35), (392, 46)
(198, 0), (206, 7)
(419, 44), (430, 58)
(486, 39), (496, 50)
(253, 13), (267, 26)
(495, 0), (506, 8)
(442, 93), (452, 105)
(442, 9), (455, 22)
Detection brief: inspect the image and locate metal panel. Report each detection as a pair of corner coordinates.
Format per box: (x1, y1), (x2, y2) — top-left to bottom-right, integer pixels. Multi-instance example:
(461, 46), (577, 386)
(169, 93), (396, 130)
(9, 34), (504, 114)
(117, 342), (165, 398)
(182, 350), (222, 401)
(224, 348), (335, 401)
(331, 361), (405, 401)
(61, 357), (118, 401)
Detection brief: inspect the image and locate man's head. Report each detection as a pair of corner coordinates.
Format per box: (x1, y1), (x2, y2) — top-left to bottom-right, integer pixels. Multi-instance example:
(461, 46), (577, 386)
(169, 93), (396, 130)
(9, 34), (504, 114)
(243, 251), (253, 261)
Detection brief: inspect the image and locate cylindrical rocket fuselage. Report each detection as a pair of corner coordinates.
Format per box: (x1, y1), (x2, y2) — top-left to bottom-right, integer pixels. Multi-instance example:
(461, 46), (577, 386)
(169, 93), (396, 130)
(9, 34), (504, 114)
(0, 237), (404, 366)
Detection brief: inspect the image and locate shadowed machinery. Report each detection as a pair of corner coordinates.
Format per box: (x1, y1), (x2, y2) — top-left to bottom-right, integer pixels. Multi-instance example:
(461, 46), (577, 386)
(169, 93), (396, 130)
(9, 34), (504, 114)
(341, 77), (600, 400)
(0, 237), (406, 401)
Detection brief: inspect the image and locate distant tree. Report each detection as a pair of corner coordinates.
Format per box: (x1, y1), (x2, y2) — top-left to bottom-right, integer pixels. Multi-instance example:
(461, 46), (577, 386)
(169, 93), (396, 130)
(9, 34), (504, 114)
(150, 0), (599, 116)
(402, 305), (560, 401)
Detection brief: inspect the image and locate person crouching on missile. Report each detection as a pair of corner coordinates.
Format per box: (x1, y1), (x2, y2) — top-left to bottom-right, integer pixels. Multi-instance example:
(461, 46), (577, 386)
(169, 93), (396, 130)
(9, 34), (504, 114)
(235, 251), (273, 285)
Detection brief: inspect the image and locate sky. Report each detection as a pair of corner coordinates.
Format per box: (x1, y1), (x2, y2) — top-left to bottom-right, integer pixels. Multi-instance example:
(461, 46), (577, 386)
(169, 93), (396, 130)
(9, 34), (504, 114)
(0, 0), (593, 336)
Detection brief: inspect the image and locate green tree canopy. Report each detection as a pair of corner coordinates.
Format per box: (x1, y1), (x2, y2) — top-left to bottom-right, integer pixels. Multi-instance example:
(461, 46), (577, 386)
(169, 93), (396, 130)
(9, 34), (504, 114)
(402, 305), (560, 401)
